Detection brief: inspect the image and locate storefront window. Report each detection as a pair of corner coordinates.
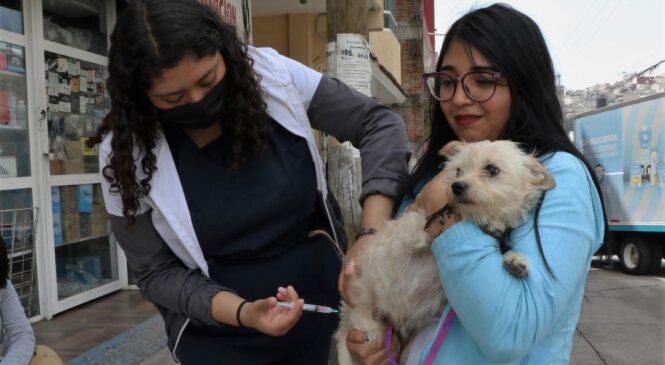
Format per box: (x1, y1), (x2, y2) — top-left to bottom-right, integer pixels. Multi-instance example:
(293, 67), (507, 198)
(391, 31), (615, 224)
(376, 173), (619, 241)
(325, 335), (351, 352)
(0, 188), (31, 209)
(0, 189), (39, 317)
(0, 0), (23, 34)
(42, 0), (108, 56)
(45, 51), (109, 176)
(0, 41), (29, 178)
(52, 183), (116, 299)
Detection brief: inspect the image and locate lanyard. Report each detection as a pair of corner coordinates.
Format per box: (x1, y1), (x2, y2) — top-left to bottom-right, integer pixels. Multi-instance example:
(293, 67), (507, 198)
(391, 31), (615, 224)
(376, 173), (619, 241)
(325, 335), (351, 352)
(384, 326), (399, 365)
(423, 309), (456, 365)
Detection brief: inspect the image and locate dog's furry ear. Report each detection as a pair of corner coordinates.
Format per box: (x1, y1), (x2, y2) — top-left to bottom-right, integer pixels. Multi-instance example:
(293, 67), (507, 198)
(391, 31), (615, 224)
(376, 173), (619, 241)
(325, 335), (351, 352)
(438, 141), (465, 159)
(526, 158), (556, 191)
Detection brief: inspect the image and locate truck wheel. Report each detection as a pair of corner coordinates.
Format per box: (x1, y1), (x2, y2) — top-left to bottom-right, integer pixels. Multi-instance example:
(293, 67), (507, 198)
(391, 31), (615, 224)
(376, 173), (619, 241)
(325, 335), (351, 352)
(619, 236), (652, 275)
(647, 243), (663, 274)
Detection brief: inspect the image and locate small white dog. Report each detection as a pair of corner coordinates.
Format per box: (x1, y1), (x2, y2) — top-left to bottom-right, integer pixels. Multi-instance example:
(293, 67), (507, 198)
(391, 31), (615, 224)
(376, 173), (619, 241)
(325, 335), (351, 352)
(335, 140), (556, 365)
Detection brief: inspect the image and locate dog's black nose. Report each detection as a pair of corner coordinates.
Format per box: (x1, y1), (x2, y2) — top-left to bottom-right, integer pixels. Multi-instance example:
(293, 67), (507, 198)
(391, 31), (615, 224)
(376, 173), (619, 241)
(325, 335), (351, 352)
(452, 181), (468, 196)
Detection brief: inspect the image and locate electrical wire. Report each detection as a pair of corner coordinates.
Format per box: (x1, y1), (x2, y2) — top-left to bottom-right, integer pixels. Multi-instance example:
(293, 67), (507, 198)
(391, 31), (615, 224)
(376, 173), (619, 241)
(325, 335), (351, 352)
(562, 0), (612, 60)
(561, 0), (600, 46)
(568, 0), (623, 62)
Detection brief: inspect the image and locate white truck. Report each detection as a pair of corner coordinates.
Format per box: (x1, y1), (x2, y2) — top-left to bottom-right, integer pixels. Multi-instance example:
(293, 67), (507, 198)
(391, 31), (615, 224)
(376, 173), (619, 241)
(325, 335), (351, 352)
(574, 92), (665, 275)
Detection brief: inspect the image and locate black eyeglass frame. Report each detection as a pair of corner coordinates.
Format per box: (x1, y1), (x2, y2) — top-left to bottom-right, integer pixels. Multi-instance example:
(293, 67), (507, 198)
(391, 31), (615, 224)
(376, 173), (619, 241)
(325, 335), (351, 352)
(422, 71), (506, 102)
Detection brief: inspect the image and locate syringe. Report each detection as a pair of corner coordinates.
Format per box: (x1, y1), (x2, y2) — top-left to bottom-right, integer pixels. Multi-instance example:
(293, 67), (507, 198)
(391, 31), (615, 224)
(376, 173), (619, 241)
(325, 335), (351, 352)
(276, 301), (339, 314)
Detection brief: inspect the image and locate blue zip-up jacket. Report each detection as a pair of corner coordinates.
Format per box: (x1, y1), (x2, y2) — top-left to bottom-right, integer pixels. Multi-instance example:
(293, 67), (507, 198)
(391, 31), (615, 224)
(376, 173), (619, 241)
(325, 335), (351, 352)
(404, 152), (604, 364)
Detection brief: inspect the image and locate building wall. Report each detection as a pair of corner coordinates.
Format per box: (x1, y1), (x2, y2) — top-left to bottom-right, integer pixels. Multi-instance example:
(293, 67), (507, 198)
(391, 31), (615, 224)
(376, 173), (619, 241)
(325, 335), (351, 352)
(393, 0), (426, 145)
(251, 6), (406, 142)
(252, 15), (289, 55)
(252, 13), (327, 73)
(368, 0), (384, 29)
(369, 31), (401, 84)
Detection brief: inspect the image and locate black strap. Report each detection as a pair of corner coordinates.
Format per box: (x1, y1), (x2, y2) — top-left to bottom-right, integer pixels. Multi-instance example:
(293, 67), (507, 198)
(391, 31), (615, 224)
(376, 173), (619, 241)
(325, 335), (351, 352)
(534, 192), (557, 279)
(236, 300), (250, 328)
(424, 204), (453, 231)
(497, 229), (512, 254)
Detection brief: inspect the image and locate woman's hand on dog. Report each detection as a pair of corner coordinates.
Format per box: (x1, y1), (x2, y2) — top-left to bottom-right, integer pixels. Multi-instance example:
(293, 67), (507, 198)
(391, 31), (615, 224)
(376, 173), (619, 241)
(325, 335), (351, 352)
(338, 234), (371, 305)
(407, 172), (460, 237)
(340, 194), (394, 306)
(347, 328), (401, 365)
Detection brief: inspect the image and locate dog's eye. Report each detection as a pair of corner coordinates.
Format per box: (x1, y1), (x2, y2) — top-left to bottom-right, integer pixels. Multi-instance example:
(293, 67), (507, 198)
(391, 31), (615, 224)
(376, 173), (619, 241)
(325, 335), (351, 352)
(456, 167), (463, 177)
(485, 164), (500, 177)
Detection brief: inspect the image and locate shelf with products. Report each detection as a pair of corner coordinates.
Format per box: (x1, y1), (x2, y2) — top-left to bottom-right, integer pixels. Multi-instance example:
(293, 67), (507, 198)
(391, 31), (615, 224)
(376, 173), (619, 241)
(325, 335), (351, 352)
(0, 69), (25, 78)
(0, 84), (29, 129)
(44, 62), (110, 118)
(42, 0), (109, 57)
(51, 184), (110, 247)
(55, 234), (117, 300)
(0, 40), (26, 75)
(1, 42), (29, 132)
(54, 234), (109, 248)
(0, 0), (23, 34)
(44, 51), (110, 105)
(0, 124), (27, 131)
(45, 50), (109, 176)
(0, 131), (30, 178)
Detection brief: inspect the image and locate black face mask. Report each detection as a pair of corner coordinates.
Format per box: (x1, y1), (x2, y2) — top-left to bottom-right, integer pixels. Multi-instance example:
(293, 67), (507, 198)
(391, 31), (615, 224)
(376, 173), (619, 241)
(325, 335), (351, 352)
(156, 76), (228, 129)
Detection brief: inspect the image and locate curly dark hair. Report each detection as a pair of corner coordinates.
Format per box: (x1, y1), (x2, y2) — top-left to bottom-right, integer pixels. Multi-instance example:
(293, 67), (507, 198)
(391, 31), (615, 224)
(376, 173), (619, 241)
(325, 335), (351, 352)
(87, 0), (268, 225)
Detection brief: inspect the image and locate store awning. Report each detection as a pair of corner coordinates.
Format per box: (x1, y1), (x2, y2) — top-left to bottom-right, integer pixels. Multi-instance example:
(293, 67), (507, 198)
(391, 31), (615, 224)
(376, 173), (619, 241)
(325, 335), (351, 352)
(371, 55), (407, 105)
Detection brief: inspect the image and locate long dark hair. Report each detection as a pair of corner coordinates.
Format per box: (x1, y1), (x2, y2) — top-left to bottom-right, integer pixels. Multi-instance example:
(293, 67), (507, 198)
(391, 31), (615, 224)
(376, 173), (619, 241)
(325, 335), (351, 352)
(87, 0), (267, 225)
(396, 4), (607, 271)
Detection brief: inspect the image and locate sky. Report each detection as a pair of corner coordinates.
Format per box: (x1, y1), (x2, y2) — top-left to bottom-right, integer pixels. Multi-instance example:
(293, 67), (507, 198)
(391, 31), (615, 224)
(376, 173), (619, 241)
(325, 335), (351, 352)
(434, 0), (665, 90)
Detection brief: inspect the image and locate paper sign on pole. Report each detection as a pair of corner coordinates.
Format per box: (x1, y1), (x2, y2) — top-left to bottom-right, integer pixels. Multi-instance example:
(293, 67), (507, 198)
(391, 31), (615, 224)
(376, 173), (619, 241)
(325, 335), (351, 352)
(327, 34), (372, 97)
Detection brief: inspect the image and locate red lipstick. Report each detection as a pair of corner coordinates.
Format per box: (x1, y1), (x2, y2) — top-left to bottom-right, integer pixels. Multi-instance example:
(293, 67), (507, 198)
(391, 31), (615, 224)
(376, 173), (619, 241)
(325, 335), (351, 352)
(454, 114), (481, 126)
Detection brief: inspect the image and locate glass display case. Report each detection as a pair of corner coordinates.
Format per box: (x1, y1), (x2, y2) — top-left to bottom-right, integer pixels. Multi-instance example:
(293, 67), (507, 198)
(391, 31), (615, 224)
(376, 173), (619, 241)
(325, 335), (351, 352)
(52, 184), (115, 300)
(0, 190), (40, 317)
(42, 0), (108, 56)
(45, 51), (109, 175)
(0, 0), (40, 319)
(0, 0), (127, 319)
(0, 0), (23, 34)
(43, 0), (120, 307)
(0, 41), (29, 178)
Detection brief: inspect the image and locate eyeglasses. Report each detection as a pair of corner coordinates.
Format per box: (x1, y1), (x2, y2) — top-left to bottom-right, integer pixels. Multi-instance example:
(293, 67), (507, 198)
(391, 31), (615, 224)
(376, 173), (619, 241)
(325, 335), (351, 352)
(422, 71), (507, 102)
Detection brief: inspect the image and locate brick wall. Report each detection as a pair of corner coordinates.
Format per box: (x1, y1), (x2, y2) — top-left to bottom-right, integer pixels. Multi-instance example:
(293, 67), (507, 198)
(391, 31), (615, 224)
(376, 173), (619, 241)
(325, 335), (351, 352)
(394, 95), (424, 143)
(400, 39), (424, 95)
(394, 0), (417, 21)
(393, 0), (426, 145)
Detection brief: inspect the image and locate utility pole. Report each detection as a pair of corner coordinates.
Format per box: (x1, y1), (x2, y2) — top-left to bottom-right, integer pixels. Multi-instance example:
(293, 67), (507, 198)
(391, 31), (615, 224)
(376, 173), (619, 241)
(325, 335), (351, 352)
(327, 0), (368, 41)
(324, 0), (370, 248)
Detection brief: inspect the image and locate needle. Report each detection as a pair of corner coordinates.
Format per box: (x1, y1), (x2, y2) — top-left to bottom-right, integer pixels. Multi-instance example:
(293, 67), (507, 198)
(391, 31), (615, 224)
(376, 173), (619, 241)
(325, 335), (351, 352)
(276, 301), (339, 314)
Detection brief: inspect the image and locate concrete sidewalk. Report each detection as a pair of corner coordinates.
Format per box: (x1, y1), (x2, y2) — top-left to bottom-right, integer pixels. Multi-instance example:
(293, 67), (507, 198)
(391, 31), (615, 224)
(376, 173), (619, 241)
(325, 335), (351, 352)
(570, 264), (665, 364)
(120, 262), (665, 365)
(138, 347), (176, 365)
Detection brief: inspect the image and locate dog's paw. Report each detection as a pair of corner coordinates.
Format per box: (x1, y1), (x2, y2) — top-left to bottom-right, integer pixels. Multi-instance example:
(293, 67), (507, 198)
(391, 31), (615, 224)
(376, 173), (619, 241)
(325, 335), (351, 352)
(503, 251), (529, 278)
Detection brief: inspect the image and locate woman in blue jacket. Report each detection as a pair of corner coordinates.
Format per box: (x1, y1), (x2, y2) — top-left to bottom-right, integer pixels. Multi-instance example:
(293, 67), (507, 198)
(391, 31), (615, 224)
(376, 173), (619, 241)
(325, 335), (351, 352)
(345, 4), (606, 364)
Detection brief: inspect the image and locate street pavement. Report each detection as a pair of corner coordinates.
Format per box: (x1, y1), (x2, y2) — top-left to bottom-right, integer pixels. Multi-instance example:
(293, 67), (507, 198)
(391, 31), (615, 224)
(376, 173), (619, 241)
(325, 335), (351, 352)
(571, 260), (665, 365)
(139, 260), (665, 365)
